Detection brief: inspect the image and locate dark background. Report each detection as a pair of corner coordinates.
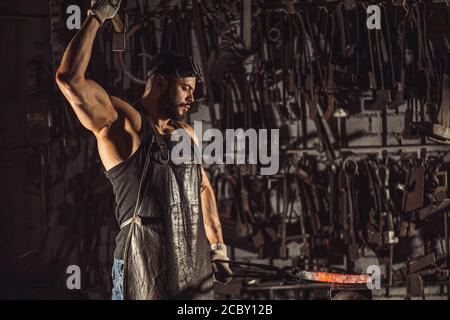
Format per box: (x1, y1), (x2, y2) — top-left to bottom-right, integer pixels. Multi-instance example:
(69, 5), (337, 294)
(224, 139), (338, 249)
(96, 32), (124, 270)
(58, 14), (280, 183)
(1, 0), (450, 300)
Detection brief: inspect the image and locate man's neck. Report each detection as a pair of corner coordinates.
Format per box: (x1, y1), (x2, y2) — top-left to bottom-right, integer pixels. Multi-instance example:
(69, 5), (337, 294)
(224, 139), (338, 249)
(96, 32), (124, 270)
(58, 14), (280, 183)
(143, 105), (174, 134)
(141, 97), (181, 134)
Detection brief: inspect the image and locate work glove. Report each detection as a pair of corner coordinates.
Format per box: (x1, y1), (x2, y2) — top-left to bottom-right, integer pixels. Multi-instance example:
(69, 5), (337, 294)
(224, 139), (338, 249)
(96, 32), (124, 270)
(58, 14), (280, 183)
(88, 0), (122, 26)
(210, 243), (233, 284)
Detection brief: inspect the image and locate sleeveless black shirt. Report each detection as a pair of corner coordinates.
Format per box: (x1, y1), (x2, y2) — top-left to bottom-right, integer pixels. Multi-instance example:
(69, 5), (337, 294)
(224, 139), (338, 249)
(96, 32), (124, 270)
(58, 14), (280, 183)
(104, 111), (153, 259)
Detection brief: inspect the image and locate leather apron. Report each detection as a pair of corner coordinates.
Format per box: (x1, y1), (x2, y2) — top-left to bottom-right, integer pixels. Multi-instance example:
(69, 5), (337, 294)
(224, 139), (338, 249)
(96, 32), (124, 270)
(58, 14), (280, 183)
(121, 118), (213, 299)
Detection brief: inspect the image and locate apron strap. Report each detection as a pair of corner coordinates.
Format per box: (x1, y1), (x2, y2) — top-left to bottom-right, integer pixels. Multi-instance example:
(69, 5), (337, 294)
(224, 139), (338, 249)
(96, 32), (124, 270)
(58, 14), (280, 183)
(120, 216), (134, 229)
(120, 215), (163, 229)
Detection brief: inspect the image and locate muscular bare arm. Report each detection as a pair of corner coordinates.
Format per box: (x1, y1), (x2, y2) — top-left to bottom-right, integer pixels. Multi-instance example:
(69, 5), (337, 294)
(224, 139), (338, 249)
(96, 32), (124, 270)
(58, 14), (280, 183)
(197, 157), (232, 284)
(55, 13), (141, 171)
(179, 123), (225, 245)
(55, 16), (118, 134)
(200, 168), (225, 245)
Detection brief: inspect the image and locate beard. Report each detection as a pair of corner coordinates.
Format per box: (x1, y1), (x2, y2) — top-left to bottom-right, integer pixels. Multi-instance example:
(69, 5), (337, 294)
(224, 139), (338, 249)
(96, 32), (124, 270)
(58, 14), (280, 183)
(157, 86), (185, 121)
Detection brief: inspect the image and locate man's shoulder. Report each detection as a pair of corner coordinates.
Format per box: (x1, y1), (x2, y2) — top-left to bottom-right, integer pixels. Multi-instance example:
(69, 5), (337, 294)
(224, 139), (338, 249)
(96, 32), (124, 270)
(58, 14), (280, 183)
(110, 96), (139, 117)
(176, 121), (199, 145)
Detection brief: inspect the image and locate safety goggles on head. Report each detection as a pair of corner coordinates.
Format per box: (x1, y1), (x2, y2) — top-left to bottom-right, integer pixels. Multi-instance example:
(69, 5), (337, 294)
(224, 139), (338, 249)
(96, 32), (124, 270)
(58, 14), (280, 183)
(146, 52), (204, 81)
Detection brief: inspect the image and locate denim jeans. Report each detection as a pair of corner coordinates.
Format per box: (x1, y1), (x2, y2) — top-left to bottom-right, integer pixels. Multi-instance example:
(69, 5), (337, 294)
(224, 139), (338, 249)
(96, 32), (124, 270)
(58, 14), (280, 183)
(112, 258), (124, 300)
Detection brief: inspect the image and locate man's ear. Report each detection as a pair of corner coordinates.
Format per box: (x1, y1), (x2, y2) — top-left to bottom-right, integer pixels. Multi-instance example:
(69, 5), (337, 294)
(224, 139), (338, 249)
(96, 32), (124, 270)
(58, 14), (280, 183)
(155, 74), (169, 93)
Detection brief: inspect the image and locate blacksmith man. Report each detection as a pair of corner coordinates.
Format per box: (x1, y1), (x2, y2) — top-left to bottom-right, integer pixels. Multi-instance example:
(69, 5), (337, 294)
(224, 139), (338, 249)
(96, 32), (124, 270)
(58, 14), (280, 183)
(55, 0), (232, 299)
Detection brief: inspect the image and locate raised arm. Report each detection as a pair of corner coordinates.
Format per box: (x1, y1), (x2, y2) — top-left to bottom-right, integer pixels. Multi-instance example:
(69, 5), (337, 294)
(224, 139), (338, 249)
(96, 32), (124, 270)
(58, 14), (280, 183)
(55, 1), (121, 134)
(56, 1), (143, 171)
